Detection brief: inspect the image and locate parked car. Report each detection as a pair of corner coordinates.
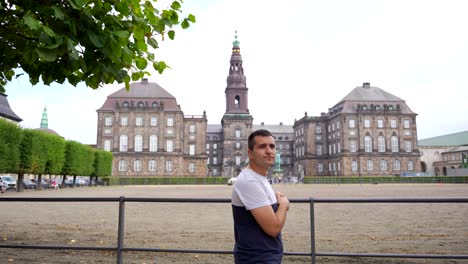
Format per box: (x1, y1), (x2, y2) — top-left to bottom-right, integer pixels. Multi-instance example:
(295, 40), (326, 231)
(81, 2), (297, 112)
(0, 175), (17, 189)
(31, 179), (51, 189)
(21, 179), (37, 189)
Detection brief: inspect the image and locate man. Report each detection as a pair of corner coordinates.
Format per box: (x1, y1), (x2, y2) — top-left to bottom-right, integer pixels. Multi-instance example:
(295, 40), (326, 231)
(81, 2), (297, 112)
(231, 129), (290, 263)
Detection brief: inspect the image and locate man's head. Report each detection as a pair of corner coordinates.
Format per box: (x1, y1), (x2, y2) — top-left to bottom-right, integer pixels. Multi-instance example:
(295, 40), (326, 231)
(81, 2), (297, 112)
(248, 129), (273, 151)
(247, 130), (276, 175)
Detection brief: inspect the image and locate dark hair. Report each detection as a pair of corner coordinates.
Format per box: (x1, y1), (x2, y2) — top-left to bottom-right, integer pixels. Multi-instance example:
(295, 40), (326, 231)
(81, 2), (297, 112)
(248, 129), (273, 151)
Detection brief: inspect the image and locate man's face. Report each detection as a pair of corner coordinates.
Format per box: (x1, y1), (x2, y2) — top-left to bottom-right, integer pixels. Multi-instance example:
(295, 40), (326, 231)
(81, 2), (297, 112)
(248, 135), (276, 169)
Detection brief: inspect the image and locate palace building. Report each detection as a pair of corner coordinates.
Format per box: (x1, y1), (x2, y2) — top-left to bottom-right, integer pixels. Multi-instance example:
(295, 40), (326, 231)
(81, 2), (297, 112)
(96, 35), (420, 177)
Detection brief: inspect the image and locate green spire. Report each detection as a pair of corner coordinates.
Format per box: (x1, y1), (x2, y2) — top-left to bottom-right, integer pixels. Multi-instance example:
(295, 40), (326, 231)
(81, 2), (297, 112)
(40, 106), (48, 128)
(232, 30), (240, 48)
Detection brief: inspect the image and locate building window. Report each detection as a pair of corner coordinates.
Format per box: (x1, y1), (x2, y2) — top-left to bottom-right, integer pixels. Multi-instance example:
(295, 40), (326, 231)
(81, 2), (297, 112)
(391, 136), (399, 152)
(167, 117), (174, 127)
(318, 163), (323, 172)
(380, 160), (387, 171)
(206, 143), (210, 149)
(235, 142), (241, 150)
(213, 157), (217, 164)
(213, 168), (218, 175)
(105, 116), (112, 126)
(316, 126), (321, 133)
(329, 163), (332, 172)
(404, 141), (412, 152)
(213, 143), (217, 149)
(394, 159), (401, 170)
(118, 160), (127, 171)
(390, 119), (397, 128)
(235, 156), (241, 165)
(364, 136), (372, 152)
(336, 122), (340, 130)
(316, 145), (322, 155)
(377, 119), (384, 128)
(337, 142), (341, 153)
(408, 161), (414, 171)
(350, 140), (357, 153)
(121, 116), (128, 126)
(189, 163), (195, 173)
(136, 116), (143, 126)
(367, 160), (373, 171)
(189, 144), (195, 155)
(235, 129), (241, 138)
(378, 136), (386, 152)
(166, 161), (173, 171)
(332, 123), (335, 131)
(119, 135), (128, 152)
(149, 160), (157, 171)
(364, 119), (371, 128)
(352, 161), (358, 172)
(152, 102), (158, 107)
(104, 140), (111, 151)
(316, 135), (321, 141)
(348, 119), (356, 128)
(150, 116), (157, 126)
(189, 124), (196, 133)
(149, 135), (158, 152)
(403, 119), (410, 129)
(134, 135), (143, 152)
(207, 158), (210, 165)
(134, 160), (142, 171)
(104, 128), (112, 134)
(166, 140), (173, 152)
(404, 130), (411, 136)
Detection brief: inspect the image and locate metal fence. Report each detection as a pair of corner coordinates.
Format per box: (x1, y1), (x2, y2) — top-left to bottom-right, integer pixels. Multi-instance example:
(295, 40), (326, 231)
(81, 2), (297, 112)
(0, 197), (467, 263)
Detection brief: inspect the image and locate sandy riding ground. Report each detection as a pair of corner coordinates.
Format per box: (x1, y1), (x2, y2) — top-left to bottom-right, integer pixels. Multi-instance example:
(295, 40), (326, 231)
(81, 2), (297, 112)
(0, 184), (467, 264)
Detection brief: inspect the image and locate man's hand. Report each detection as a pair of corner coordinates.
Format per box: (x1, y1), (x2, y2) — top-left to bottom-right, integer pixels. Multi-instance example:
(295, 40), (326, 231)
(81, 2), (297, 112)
(276, 192), (290, 210)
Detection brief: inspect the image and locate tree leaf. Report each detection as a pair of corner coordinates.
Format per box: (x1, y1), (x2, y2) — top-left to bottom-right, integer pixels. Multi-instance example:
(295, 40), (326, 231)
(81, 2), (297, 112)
(36, 48), (58, 62)
(51, 6), (65, 20)
(168, 30), (175, 40)
(114, 31), (130, 39)
(188, 14), (196, 23)
(87, 30), (105, 48)
(181, 20), (189, 29)
(171, 1), (181, 10)
(23, 14), (41, 30)
(136, 58), (147, 70)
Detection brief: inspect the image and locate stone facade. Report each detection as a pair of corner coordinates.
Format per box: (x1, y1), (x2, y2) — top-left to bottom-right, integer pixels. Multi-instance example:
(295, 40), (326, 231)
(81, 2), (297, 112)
(96, 79), (208, 177)
(293, 83), (421, 176)
(96, 37), (422, 178)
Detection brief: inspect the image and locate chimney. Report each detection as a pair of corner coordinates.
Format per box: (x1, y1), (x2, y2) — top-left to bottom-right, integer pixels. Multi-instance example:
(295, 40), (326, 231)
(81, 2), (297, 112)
(363, 82), (370, 88)
(279, 122), (283, 126)
(261, 122), (264, 126)
(142, 78), (149, 84)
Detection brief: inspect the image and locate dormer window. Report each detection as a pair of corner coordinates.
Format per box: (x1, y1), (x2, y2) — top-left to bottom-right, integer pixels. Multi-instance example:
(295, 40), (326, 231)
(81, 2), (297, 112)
(152, 102), (158, 107)
(123, 101), (129, 107)
(137, 102), (144, 108)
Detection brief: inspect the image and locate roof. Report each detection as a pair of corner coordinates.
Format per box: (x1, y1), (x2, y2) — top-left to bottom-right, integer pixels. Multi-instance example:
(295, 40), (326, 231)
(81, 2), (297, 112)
(98, 79), (181, 111)
(253, 124), (294, 134)
(0, 93), (22, 122)
(207, 124), (222, 133)
(36, 128), (60, 136)
(418, 130), (468, 147)
(107, 79), (175, 99)
(443, 145), (468, 153)
(332, 83), (416, 115)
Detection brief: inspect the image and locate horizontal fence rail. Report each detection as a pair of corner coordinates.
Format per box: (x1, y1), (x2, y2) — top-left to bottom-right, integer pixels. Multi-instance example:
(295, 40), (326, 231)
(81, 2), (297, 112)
(1, 197), (468, 263)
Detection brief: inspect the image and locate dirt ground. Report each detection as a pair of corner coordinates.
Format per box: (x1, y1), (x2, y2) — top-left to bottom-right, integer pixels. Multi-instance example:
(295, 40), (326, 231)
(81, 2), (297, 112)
(0, 183), (467, 264)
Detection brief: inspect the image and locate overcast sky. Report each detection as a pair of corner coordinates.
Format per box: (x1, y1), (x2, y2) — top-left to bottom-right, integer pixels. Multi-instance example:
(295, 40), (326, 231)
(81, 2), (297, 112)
(5, 0), (468, 144)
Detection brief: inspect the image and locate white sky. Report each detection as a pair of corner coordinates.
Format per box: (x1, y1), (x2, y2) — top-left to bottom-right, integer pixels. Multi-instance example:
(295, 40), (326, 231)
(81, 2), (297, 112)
(5, 0), (468, 144)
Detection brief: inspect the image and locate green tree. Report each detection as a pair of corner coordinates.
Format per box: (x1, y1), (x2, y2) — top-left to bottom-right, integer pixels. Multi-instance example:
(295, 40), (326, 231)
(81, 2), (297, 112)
(0, 0), (195, 93)
(92, 149), (113, 185)
(0, 119), (23, 173)
(61, 140), (95, 186)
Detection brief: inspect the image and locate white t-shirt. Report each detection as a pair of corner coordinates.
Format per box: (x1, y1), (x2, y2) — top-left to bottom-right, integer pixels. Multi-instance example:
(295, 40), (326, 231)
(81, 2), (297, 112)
(232, 168), (277, 210)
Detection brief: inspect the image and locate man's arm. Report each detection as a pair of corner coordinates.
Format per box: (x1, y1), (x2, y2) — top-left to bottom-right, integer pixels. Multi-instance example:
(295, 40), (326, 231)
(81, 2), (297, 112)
(250, 192), (289, 237)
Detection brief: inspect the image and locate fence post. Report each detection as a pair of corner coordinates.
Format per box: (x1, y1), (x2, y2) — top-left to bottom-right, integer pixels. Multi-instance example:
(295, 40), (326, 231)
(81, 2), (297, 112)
(310, 197), (316, 264)
(117, 196), (126, 264)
